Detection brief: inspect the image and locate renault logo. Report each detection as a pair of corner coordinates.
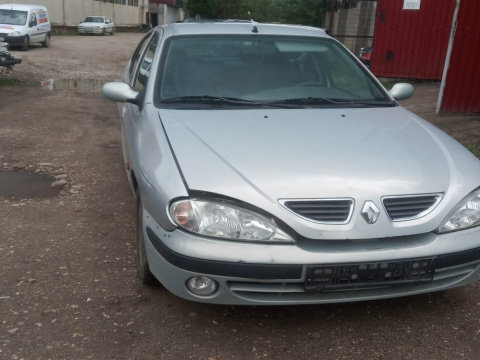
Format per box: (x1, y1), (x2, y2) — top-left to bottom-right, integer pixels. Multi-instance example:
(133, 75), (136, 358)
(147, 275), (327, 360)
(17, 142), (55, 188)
(361, 201), (380, 224)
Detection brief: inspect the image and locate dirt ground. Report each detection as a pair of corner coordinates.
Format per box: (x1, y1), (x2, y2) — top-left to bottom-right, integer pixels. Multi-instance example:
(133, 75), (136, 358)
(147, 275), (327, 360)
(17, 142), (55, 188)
(1, 34), (480, 360)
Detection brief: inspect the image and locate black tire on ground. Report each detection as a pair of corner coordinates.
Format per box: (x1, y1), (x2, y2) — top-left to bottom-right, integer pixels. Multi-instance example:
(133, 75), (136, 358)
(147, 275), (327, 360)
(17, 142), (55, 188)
(102, 28), (106, 36)
(136, 192), (158, 285)
(110, 28), (115, 36)
(42, 34), (50, 48)
(21, 36), (29, 51)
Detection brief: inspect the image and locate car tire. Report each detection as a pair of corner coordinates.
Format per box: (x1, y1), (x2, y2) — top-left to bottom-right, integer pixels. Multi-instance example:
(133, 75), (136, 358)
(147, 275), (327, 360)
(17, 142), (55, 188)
(21, 36), (28, 51)
(42, 34), (50, 48)
(110, 28), (115, 36)
(102, 28), (106, 36)
(136, 192), (158, 285)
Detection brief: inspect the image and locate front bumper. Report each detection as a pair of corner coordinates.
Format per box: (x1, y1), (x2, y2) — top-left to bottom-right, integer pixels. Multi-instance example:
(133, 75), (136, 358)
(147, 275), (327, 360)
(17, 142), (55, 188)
(0, 34), (26, 47)
(77, 27), (104, 34)
(143, 209), (480, 305)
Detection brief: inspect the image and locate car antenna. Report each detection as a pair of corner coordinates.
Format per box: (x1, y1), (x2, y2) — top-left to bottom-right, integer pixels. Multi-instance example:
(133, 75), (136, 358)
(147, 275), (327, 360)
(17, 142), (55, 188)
(248, 11), (258, 33)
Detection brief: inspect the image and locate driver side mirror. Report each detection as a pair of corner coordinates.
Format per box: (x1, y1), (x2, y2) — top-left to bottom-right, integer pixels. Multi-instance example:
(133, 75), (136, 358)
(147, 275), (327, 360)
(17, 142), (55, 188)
(102, 82), (140, 105)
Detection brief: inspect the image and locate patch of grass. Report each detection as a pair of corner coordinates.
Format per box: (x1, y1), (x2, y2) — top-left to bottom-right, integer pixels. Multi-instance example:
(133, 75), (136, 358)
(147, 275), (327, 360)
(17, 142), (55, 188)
(468, 145), (480, 159)
(0, 77), (19, 87)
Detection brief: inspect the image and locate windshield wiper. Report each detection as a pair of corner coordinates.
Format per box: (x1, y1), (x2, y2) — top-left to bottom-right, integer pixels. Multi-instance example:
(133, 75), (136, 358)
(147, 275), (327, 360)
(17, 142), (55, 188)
(266, 97), (340, 106)
(266, 97), (396, 107)
(162, 95), (263, 106)
(328, 98), (397, 107)
(161, 95), (303, 108)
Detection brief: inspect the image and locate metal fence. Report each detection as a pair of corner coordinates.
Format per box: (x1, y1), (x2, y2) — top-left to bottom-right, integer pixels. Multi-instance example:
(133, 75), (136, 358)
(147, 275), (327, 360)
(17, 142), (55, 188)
(326, 0), (377, 54)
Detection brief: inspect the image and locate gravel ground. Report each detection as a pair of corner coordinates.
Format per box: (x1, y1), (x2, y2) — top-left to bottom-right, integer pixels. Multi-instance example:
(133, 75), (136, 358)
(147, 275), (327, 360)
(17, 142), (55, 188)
(1, 34), (480, 360)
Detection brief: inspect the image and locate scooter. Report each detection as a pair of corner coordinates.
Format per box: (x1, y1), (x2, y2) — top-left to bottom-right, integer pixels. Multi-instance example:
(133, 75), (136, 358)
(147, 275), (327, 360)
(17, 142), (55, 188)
(0, 42), (22, 70)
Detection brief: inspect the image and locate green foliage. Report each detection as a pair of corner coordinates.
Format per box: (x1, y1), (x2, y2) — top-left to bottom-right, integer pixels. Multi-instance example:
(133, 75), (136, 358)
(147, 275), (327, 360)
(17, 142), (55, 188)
(468, 144), (480, 159)
(0, 77), (19, 87)
(186, 0), (222, 19)
(274, 0), (329, 27)
(185, 0), (330, 26)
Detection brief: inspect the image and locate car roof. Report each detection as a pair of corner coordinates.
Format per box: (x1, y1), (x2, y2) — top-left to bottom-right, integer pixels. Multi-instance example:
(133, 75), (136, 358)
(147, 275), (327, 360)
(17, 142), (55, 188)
(160, 21), (329, 39)
(0, 3), (47, 12)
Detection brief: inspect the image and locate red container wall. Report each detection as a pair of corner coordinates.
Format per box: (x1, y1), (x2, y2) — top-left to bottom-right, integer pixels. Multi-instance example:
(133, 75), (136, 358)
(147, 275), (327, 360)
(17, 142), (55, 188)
(441, 0), (480, 113)
(371, 0), (455, 79)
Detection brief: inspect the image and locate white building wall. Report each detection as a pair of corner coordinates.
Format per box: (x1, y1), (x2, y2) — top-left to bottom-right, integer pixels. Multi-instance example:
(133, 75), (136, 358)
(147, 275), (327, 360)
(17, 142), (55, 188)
(0, 0), (147, 26)
(163, 5), (181, 24)
(148, 3), (183, 26)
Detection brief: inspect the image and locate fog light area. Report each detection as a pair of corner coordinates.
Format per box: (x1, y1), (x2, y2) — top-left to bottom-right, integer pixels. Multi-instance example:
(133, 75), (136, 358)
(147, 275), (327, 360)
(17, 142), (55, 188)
(186, 276), (218, 296)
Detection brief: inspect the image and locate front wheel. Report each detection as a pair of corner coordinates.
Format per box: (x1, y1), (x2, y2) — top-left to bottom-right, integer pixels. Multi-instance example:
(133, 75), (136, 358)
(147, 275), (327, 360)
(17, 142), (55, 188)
(21, 36), (29, 51)
(136, 193), (158, 285)
(110, 27), (115, 36)
(42, 34), (50, 48)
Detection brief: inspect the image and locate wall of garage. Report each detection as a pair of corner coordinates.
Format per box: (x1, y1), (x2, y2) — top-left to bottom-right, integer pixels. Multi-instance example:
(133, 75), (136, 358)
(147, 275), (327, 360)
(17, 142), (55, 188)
(371, 0), (455, 80)
(439, 0), (480, 113)
(0, 0), (147, 26)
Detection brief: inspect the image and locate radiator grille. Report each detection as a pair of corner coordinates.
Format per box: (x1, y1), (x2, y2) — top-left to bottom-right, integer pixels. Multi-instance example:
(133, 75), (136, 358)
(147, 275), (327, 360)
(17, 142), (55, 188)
(383, 194), (442, 221)
(280, 199), (354, 224)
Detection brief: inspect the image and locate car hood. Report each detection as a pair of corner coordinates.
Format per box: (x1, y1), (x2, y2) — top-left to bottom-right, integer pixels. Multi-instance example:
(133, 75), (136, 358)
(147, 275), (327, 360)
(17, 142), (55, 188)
(0, 24), (22, 33)
(159, 106), (480, 239)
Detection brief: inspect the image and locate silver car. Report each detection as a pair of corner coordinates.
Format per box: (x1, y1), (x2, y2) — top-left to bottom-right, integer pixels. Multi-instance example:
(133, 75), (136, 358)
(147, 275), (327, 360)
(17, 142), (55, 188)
(77, 16), (114, 35)
(103, 22), (480, 305)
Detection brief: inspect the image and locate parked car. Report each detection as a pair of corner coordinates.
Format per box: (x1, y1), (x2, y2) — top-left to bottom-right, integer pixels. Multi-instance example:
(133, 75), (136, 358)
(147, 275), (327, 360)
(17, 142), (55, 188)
(103, 22), (480, 305)
(359, 46), (372, 67)
(77, 16), (114, 35)
(0, 3), (51, 51)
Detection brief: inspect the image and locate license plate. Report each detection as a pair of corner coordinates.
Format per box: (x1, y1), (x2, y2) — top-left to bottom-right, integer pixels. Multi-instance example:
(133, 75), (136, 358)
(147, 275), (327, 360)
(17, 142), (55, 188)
(305, 258), (435, 292)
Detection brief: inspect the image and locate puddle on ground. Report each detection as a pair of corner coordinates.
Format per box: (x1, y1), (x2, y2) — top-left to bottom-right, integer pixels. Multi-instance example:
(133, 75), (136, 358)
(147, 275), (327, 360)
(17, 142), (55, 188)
(41, 78), (105, 91)
(0, 170), (58, 198)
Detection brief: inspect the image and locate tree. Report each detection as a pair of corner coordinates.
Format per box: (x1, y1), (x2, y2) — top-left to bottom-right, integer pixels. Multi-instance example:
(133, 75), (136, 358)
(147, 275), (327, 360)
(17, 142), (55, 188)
(275, 0), (329, 27)
(185, 0), (334, 26)
(186, 0), (220, 19)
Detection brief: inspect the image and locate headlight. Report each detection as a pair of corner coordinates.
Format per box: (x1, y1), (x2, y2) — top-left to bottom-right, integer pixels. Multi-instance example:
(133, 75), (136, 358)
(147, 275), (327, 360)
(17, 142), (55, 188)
(437, 188), (480, 233)
(8, 31), (21, 36)
(170, 199), (295, 243)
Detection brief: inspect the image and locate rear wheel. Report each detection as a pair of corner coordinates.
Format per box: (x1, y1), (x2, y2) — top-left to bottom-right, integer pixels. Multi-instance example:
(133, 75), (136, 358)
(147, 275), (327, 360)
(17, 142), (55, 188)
(136, 193), (158, 285)
(42, 33), (50, 48)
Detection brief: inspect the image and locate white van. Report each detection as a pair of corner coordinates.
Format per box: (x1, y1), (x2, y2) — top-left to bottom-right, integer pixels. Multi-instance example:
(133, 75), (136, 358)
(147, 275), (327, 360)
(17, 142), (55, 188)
(0, 3), (51, 51)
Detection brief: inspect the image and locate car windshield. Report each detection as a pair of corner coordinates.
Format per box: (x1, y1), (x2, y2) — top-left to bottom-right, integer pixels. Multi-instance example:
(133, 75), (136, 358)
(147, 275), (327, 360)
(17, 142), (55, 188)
(158, 35), (390, 107)
(84, 17), (104, 23)
(0, 10), (28, 26)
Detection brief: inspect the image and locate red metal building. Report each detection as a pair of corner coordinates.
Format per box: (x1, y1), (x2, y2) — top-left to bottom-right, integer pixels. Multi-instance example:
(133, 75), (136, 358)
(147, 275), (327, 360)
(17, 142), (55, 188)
(371, 0), (455, 80)
(371, 0), (480, 113)
(440, 0), (480, 113)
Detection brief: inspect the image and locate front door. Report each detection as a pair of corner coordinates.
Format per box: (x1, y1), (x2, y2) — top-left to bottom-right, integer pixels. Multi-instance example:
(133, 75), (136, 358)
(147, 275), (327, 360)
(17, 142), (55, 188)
(27, 12), (42, 43)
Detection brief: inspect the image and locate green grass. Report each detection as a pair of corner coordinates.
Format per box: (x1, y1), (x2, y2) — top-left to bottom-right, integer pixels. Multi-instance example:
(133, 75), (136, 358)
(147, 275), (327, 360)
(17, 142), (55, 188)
(0, 77), (19, 87)
(468, 145), (480, 159)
